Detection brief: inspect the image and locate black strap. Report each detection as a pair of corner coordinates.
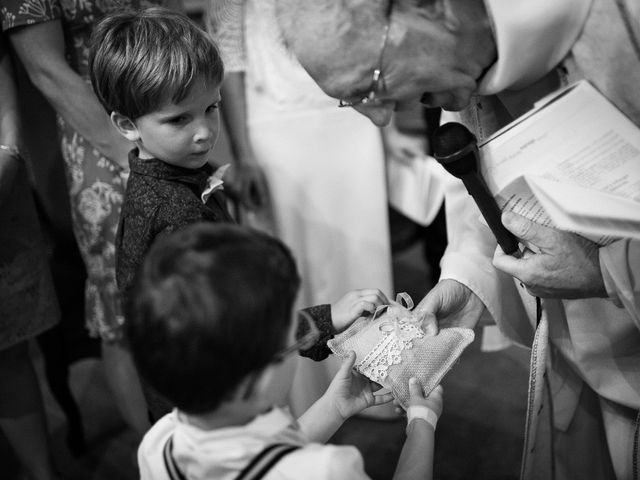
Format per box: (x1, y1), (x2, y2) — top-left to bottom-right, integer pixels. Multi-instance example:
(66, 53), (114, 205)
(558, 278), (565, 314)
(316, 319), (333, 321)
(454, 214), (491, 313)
(163, 435), (299, 480)
(235, 443), (300, 480)
(633, 410), (640, 480)
(163, 435), (188, 480)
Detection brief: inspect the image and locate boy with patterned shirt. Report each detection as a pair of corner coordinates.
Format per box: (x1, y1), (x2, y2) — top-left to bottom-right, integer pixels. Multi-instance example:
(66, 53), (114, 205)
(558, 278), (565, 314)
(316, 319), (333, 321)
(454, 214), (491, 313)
(89, 8), (391, 421)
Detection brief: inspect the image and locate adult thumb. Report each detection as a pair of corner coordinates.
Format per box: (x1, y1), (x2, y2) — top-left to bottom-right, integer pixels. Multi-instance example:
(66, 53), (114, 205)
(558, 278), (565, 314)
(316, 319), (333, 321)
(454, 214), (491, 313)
(502, 211), (541, 242)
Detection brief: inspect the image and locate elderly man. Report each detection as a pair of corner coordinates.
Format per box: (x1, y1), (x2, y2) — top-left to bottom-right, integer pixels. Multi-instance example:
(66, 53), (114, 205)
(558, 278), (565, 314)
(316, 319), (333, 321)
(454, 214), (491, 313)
(276, 0), (640, 479)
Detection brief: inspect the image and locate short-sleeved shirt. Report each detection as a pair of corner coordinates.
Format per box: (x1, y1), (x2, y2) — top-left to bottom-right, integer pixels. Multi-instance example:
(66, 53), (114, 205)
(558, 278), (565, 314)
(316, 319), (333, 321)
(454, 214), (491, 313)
(116, 150), (234, 306)
(138, 407), (371, 480)
(1, 0), (161, 77)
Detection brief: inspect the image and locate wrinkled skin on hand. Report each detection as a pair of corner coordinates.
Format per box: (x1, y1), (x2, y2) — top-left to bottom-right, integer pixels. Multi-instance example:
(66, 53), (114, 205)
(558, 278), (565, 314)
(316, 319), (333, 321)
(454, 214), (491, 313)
(493, 212), (606, 299)
(414, 279), (486, 334)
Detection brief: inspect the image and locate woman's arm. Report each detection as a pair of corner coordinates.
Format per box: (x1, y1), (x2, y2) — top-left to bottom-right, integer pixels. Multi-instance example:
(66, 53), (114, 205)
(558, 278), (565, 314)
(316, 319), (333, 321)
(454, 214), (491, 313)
(219, 73), (269, 209)
(0, 35), (22, 206)
(206, 0), (268, 209)
(7, 20), (132, 168)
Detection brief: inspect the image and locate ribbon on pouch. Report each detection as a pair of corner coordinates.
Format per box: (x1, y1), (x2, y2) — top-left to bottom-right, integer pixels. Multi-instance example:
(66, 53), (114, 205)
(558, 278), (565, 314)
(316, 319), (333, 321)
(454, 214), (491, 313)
(371, 292), (426, 342)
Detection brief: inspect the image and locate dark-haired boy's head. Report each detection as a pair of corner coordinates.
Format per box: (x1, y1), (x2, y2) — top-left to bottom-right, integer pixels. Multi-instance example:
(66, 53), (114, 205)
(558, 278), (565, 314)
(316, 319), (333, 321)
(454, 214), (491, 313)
(89, 7), (224, 120)
(126, 223), (301, 414)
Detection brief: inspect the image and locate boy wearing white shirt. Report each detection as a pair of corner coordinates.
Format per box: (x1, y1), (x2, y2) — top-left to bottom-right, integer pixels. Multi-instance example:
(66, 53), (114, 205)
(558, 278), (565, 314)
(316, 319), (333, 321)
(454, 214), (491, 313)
(127, 223), (443, 480)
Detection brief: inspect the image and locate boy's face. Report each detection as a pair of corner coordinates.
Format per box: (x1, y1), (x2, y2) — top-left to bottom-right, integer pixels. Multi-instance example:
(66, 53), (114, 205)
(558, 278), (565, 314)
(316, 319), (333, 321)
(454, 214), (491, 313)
(130, 78), (221, 168)
(241, 316), (301, 407)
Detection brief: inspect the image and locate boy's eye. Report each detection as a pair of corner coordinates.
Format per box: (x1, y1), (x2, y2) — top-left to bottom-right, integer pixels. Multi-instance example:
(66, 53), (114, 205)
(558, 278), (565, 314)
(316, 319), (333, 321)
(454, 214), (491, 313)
(206, 103), (220, 113)
(168, 115), (188, 125)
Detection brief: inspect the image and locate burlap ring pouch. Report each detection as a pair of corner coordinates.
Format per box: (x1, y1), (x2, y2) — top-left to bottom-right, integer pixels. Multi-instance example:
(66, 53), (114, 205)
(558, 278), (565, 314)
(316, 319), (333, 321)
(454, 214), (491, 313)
(328, 293), (475, 410)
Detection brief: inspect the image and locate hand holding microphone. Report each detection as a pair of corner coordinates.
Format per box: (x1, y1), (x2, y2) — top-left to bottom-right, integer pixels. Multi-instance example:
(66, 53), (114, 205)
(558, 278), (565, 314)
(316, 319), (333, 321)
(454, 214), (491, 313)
(432, 122), (521, 256)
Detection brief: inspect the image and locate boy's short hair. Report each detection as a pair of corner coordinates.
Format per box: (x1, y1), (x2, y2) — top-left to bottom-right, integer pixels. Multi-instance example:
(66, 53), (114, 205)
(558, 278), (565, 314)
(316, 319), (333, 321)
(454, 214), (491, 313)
(126, 223), (301, 414)
(89, 7), (224, 119)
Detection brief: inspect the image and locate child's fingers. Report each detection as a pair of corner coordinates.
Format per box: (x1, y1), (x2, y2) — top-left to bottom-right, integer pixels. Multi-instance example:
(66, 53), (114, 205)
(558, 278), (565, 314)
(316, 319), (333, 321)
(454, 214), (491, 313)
(372, 385), (391, 395)
(428, 384), (444, 400)
(408, 377), (426, 400)
(353, 300), (376, 317)
(338, 351), (357, 376)
(354, 295), (389, 317)
(354, 289), (389, 305)
(371, 391), (394, 405)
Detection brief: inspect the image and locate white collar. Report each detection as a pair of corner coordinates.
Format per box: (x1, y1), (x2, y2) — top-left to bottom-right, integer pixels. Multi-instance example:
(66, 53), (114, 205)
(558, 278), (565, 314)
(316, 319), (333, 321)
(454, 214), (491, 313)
(169, 407), (305, 479)
(176, 406), (298, 440)
(478, 0), (592, 94)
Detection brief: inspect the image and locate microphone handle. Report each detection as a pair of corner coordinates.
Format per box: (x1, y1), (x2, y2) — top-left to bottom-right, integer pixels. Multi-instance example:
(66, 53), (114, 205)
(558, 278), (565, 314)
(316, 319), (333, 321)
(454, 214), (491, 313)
(460, 172), (520, 256)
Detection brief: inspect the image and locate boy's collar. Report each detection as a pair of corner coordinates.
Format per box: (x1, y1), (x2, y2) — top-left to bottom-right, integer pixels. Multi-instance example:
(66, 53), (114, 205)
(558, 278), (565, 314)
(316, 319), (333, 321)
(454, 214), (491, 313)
(128, 148), (214, 187)
(177, 406), (299, 437)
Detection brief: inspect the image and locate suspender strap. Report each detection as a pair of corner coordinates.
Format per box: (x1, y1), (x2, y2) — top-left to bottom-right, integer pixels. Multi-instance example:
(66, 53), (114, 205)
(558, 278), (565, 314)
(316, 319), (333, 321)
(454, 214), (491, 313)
(163, 434), (299, 480)
(163, 435), (188, 480)
(234, 443), (300, 480)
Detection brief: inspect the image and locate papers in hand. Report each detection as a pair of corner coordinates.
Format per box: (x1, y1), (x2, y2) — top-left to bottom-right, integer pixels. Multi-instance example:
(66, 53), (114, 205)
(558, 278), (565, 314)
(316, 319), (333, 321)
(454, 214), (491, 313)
(479, 80), (640, 245)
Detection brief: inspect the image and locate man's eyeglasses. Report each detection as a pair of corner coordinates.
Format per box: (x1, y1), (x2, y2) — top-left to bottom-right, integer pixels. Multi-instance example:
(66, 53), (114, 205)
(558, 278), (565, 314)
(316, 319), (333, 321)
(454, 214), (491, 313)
(338, 1), (393, 108)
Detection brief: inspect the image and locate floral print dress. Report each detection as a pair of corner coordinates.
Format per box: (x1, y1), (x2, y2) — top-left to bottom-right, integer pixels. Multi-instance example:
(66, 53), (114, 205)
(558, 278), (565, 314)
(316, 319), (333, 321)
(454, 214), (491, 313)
(1, 0), (163, 341)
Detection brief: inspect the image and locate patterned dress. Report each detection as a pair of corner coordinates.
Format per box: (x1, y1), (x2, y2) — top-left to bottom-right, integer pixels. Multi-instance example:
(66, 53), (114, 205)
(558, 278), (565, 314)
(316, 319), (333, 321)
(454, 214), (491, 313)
(0, 156), (60, 350)
(1, 0), (163, 341)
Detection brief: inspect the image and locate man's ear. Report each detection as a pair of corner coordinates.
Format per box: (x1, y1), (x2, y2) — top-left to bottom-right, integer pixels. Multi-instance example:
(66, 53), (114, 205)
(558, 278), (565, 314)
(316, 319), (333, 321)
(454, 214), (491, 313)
(110, 112), (140, 142)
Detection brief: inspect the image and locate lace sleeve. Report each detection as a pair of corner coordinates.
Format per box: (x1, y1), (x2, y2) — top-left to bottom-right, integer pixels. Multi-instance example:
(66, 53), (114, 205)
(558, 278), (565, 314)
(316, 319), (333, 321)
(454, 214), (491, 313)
(206, 0), (246, 73)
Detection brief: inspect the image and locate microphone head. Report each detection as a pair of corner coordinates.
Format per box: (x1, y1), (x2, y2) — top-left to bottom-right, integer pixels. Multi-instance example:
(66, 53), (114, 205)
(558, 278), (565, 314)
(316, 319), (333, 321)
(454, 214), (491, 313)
(432, 122), (476, 158)
(431, 122), (478, 177)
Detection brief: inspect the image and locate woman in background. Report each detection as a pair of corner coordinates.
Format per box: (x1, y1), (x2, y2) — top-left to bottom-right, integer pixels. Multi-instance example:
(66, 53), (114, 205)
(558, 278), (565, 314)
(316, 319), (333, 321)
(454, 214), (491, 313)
(0, 0), (182, 437)
(0, 34), (59, 480)
(208, 0), (395, 416)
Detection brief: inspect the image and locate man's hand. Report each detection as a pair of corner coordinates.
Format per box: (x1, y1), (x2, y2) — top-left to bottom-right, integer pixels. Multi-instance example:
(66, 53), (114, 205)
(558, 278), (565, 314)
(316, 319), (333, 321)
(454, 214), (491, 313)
(226, 157), (269, 210)
(492, 211), (606, 299)
(414, 279), (485, 333)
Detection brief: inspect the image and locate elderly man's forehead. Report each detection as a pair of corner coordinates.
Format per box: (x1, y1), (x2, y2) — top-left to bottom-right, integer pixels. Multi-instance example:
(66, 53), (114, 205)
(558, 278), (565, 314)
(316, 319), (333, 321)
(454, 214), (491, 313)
(276, 0), (386, 97)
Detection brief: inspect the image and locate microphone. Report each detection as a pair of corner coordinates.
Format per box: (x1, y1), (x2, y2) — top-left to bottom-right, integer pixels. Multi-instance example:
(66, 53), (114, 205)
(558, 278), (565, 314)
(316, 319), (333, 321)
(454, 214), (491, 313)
(432, 122), (520, 256)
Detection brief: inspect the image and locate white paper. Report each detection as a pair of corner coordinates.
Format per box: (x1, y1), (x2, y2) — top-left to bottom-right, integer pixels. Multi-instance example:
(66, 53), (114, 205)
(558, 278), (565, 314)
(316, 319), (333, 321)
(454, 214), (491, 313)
(478, 80), (640, 243)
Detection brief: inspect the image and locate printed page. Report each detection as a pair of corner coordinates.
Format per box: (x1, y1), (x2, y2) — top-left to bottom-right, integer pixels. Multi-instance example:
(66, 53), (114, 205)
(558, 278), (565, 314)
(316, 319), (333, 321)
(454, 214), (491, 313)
(526, 177), (640, 242)
(478, 80), (640, 240)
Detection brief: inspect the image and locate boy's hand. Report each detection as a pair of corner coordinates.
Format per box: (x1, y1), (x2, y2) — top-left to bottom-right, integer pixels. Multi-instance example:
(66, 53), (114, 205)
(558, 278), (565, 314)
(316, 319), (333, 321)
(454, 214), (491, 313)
(331, 289), (389, 333)
(408, 379), (443, 420)
(325, 352), (393, 420)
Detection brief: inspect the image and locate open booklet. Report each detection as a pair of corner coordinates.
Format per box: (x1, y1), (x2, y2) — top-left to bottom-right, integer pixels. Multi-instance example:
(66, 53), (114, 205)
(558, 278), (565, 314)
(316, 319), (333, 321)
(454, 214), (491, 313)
(478, 80), (640, 245)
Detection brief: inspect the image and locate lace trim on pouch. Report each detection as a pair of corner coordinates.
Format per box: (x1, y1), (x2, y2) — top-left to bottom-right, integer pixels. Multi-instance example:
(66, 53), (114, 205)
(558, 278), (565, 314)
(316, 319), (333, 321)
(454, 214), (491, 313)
(355, 293), (425, 384)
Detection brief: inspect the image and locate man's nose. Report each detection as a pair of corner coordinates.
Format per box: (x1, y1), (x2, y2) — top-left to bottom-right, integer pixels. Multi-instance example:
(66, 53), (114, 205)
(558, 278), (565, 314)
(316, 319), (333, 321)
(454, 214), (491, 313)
(353, 103), (395, 127)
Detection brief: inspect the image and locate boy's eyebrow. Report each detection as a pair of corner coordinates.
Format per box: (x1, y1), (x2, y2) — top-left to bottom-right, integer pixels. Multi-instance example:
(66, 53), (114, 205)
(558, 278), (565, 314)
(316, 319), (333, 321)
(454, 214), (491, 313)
(156, 110), (189, 122)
